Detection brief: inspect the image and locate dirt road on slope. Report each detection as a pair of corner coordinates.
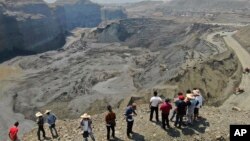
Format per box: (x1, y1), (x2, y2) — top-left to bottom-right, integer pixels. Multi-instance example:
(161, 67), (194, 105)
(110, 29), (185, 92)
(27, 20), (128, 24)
(220, 31), (250, 110)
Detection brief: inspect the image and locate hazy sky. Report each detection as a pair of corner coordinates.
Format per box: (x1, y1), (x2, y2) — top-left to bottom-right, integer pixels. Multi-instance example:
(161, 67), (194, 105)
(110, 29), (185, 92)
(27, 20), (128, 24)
(44, 0), (168, 4)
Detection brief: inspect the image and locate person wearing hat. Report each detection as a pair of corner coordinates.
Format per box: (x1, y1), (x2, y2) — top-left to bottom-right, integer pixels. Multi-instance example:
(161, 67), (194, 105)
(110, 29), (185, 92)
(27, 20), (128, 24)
(160, 98), (172, 129)
(193, 88), (203, 120)
(149, 91), (162, 122)
(105, 105), (116, 140)
(9, 121), (19, 141)
(80, 113), (95, 141)
(36, 112), (46, 140)
(45, 110), (58, 138)
(124, 103), (137, 138)
(174, 95), (187, 128)
(186, 90), (199, 125)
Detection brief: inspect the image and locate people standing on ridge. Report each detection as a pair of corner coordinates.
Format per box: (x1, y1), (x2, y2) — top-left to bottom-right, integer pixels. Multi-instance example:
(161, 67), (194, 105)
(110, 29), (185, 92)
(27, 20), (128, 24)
(193, 88), (203, 120)
(45, 110), (58, 138)
(174, 95), (187, 128)
(186, 90), (199, 125)
(80, 113), (95, 141)
(160, 98), (172, 129)
(9, 121), (19, 141)
(36, 112), (46, 141)
(124, 103), (137, 138)
(170, 92), (184, 122)
(105, 105), (116, 140)
(149, 91), (162, 122)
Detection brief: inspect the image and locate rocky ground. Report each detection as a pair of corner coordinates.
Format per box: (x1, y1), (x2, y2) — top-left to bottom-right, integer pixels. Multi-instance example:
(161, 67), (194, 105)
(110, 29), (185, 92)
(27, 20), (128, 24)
(23, 103), (250, 141)
(0, 18), (244, 140)
(1, 0), (250, 140)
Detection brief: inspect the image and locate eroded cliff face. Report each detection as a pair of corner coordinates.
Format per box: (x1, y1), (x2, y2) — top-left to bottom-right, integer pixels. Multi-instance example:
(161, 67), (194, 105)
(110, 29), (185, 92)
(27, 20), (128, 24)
(54, 0), (102, 30)
(101, 6), (127, 21)
(0, 0), (126, 62)
(0, 1), (65, 62)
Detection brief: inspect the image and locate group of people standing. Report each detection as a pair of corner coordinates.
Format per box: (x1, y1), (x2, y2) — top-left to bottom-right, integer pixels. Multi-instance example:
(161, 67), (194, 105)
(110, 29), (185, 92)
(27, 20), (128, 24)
(8, 110), (58, 141)
(35, 110), (58, 140)
(8, 88), (203, 141)
(150, 88), (203, 129)
(78, 103), (137, 141)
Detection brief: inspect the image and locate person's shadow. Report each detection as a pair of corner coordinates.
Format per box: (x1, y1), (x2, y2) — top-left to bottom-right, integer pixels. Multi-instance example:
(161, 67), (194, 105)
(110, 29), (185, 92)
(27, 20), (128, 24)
(150, 120), (181, 138)
(181, 117), (209, 136)
(165, 127), (181, 138)
(191, 117), (209, 133)
(109, 137), (125, 141)
(131, 132), (145, 141)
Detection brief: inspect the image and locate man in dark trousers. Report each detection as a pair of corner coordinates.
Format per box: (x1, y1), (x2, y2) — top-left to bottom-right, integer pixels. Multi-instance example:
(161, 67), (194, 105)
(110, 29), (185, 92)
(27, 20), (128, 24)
(36, 112), (46, 141)
(45, 110), (58, 138)
(124, 103), (137, 138)
(170, 92), (184, 121)
(105, 105), (116, 140)
(160, 98), (172, 129)
(149, 91), (162, 122)
(174, 95), (188, 128)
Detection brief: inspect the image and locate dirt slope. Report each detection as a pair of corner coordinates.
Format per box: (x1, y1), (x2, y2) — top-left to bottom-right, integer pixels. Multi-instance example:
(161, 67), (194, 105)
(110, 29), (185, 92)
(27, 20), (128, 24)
(234, 26), (250, 53)
(220, 31), (250, 110)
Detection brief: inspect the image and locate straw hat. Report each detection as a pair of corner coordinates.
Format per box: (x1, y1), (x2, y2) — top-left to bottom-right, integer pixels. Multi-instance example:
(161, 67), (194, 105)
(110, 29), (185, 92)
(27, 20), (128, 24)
(44, 110), (51, 114)
(80, 113), (91, 119)
(186, 94), (195, 99)
(35, 112), (43, 117)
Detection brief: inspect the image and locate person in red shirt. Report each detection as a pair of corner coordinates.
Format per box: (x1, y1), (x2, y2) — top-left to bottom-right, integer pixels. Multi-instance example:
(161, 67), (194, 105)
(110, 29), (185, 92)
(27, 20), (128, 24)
(9, 121), (19, 141)
(160, 98), (172, 129)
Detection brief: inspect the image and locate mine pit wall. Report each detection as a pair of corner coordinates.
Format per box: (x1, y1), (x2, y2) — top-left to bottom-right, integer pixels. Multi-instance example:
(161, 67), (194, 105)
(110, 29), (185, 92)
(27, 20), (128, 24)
(0, 2), (65, 62)
(120, 50), (242, 108)
(166, 50), (241, 107)
(0, 0), (127, 62)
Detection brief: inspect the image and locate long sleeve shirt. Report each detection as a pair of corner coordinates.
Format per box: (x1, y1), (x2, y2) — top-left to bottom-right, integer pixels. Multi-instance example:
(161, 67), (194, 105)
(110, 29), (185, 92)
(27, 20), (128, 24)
(47, 114), (57, 125)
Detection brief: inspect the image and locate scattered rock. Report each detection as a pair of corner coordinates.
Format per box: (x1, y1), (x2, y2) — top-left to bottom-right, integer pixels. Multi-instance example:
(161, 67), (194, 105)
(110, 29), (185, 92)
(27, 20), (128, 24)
(232, 106), (241, 111)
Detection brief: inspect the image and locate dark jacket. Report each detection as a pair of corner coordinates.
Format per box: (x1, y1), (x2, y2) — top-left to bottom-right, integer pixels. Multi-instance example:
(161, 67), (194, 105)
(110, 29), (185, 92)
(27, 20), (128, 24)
(37, 117), (44, 127)
(176, 100), (187, 115)
(125, 106), (136, 121)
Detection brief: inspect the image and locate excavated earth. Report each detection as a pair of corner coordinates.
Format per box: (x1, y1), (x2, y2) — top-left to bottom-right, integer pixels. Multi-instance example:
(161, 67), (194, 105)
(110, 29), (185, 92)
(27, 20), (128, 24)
(0, 18), (244, 140)
(22, 25), (250, 141)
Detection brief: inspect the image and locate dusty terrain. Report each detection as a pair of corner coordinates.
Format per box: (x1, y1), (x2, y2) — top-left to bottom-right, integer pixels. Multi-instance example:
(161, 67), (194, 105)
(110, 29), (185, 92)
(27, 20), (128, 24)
(23, 100), (250, 141)
(234, 26), (250, 53)
(0, 18), (241, 140)
(22, 28), (250, 141)
(1, 0), (250, 140)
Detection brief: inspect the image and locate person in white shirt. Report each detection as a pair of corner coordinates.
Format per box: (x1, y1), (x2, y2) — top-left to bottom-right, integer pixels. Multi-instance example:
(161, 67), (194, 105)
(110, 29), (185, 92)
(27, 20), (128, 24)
(149, 91), (162, 122)
(80, 113), (95, 141)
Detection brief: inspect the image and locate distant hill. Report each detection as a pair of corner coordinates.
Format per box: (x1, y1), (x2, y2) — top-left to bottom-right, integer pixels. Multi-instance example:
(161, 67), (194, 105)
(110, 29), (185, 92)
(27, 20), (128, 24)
(90, 0), (166, 4)
(167, 0), (250, 12)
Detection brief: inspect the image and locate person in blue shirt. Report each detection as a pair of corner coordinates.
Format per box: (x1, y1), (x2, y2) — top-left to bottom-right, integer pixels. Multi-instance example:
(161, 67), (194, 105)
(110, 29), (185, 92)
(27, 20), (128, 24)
(45, 110), (58, 138)
(124, 103), (137, 138)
